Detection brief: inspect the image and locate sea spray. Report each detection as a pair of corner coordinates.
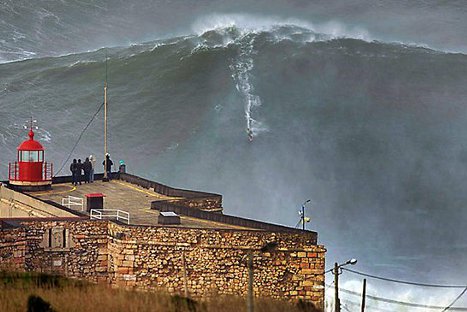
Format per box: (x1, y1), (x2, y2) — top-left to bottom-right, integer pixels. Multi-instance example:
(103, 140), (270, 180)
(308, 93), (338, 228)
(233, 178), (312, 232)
(229, 33), (268, 138)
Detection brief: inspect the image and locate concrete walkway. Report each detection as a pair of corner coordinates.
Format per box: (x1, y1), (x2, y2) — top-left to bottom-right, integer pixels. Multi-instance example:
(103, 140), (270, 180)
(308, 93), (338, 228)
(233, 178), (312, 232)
(29, 180), (253, 230)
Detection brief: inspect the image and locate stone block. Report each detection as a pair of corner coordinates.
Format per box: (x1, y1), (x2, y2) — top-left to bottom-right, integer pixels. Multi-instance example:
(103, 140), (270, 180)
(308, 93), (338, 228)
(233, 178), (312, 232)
(300, 262), (309, 269)
(123, 274), (136, 281)
(117, 267), (129, 274)
(301, 269), (313, 275)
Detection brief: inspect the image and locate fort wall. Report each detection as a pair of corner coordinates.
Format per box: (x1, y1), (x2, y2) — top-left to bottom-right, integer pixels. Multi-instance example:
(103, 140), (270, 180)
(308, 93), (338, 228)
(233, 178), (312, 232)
(0, 184), (77, 218)
(0, 220), (325, 308)
(118, 173), (223, 212)
(0, 224), (26, 270)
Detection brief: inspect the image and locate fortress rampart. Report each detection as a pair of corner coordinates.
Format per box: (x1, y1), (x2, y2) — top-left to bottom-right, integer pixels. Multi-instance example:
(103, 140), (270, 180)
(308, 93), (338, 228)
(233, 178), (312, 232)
(0, 173), (325, 308)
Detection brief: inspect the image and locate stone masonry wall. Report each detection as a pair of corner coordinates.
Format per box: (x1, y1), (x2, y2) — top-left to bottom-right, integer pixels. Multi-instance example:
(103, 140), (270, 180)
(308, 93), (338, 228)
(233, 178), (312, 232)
(0, 226), (26, 270)
(107, 223), (325, 307)
(19, 220), (108, 282)
(0, 220), (325, 308)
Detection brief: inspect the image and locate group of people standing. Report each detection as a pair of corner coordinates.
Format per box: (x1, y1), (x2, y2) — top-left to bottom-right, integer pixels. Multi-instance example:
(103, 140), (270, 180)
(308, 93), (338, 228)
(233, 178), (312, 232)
(70, 154), (117, 186)
(70, 155), (97, 186)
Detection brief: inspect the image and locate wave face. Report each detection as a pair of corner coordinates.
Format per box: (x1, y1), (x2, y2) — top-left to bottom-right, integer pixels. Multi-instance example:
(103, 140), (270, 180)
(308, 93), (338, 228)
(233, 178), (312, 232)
(2, 22), (467, 307)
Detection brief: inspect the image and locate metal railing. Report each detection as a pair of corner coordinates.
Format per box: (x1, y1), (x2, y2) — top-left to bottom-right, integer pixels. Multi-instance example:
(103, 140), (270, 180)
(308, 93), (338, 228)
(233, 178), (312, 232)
(8, 163), (16, 181)
(8, 161), (53, 181)
(90, 209), (130, 225)
(61, 196), (84, 211)
(44, 162), (53, 180)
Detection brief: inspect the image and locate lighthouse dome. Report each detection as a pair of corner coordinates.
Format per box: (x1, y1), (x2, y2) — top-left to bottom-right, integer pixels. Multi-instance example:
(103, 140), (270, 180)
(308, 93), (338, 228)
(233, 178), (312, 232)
(17, 130), (44, 151)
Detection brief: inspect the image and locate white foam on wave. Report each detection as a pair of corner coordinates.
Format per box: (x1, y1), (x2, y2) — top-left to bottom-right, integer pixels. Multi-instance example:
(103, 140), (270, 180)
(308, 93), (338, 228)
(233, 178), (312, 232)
(190, 14), (467, 56)
(228, 32), (268, 138)
(0, 48), (37, 64)
(38, 128), (52, 143)
(191, 13), (372, 42)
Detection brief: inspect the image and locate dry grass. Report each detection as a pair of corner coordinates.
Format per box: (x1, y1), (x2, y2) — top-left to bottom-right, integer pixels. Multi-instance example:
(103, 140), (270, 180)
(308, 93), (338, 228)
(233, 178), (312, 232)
(0, 271), (321, 312)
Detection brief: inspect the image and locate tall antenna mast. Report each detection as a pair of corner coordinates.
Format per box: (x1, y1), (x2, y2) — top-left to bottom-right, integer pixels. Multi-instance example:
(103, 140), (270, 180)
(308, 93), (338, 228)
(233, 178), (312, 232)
(103, 49), (109, 182)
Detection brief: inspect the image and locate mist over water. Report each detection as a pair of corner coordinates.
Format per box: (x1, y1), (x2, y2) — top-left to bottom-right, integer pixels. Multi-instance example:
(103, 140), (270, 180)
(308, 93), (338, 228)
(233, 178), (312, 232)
(1, 1), (467, 309)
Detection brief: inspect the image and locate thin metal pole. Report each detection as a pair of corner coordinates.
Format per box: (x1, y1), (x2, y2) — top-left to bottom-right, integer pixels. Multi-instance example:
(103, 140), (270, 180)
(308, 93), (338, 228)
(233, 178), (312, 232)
(302, 205), (305, 230)
(361, 278), (366, 312)
(247, 252), (254, 312)
(182, 251), (189, 298)
(103, 81), (108, 181)
(103, 51), (108, 182)
(334, 262), (340, 312)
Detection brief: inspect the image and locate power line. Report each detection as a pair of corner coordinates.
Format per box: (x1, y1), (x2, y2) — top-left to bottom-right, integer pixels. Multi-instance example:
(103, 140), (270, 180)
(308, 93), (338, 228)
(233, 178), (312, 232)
(54, 102), (104, 176)
(442, 286), (467, 312)
(341, 303), (352, 312)
(342, 299), (396, 312)
(342, 267), (467, 289)
(329, 284), (467, 311)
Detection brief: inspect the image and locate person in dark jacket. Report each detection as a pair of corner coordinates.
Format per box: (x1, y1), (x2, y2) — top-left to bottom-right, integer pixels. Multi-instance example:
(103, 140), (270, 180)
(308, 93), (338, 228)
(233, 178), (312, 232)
(103, 154), (113, 180)
(83, 157), (92, 183)
(70, 159), (79, 186)
(77, 159), (83, 185)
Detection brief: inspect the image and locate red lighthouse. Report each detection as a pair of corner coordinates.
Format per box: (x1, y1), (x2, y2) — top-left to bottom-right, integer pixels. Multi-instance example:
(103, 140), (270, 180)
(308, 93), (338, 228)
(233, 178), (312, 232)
(8, 127), (53, 191)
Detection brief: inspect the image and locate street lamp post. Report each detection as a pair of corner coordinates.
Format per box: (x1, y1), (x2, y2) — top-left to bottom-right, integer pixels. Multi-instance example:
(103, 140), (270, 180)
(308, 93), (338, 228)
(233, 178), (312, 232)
(301, 199), (311, 230)
(334, 262), (339, 312)
(332, 259), (357, 312)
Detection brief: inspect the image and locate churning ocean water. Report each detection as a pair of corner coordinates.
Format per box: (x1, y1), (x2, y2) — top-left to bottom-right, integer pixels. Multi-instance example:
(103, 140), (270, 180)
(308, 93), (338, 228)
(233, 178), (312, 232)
(1, 1), (467, 310)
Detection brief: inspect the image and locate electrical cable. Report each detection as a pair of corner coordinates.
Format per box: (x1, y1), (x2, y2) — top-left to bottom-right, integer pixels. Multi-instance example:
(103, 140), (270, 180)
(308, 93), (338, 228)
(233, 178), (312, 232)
(326, 283), (467, 311)
(294, 219), (302, 229)
(442, 286), (467, 312)
(342, 299), (406, 312)
(325, 267), (334, 274)
(54, 102), (104, 176)
(342, 267), (467, 289)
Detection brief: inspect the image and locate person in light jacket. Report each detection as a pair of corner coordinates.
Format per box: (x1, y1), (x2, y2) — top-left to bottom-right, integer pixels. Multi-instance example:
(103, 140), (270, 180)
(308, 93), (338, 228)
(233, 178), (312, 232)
(89, 155), (96, 182)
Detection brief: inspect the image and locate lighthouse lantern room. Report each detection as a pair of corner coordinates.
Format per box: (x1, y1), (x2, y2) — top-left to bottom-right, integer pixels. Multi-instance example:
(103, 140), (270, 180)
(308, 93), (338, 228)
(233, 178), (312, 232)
(9, 127), (53, 191)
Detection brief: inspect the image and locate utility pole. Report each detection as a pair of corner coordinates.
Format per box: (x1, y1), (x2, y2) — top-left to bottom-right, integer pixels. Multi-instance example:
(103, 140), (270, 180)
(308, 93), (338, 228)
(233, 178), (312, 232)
(247, 252), (254, 312)
(361, 279), (366, 312)
(334, 262), (340, 312)
(332, 259), (357, 312)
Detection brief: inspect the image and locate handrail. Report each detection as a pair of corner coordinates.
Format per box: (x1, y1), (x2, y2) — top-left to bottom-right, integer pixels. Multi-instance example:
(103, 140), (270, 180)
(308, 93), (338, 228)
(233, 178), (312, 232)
(8, 162), (18, 181)
(90, 209), (130, 225)
(44, 162), (53, 180)
(7, 161), (53, 181)
(61, 196), (84, 211)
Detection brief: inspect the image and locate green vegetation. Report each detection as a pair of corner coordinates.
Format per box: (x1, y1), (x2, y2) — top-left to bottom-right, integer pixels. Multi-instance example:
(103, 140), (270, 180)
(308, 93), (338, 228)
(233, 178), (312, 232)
(0, 271), (321, 312)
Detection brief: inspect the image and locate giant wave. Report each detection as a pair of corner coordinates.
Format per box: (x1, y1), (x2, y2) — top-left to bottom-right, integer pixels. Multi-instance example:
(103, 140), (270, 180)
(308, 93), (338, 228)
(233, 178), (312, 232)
(1, 22), (467, 309)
